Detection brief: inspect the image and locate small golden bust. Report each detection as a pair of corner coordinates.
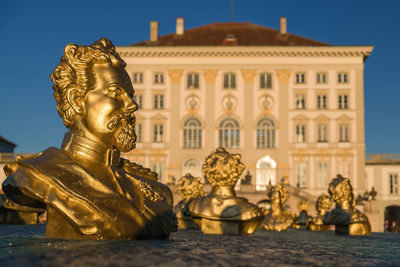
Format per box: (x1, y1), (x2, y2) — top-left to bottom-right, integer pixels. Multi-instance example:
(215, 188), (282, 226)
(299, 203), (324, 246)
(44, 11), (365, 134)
(323, 175), (371, 235)
(292, 200), (312, 230)
(2, 38), (177, 239)
(187, 147), (263, 235)
(308, 193), (332, 231)
(259, 183), (295, 231)
(174, 173), (205, 229)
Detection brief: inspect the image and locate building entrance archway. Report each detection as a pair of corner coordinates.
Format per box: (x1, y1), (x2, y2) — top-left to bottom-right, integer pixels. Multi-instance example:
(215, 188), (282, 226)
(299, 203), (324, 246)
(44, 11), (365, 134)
(385, 205), (400, 233)
(256, 156), (276, 191)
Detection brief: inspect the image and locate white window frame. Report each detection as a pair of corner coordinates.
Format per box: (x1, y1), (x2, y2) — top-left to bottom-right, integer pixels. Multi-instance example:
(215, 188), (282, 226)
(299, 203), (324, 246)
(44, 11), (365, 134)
(339, 124), (350, 142)
(260, 73), (272, 89)
(338, 72), (348, 84)
(153, 124), (164, 143)
(390, 173), (399, 195)
(153, 162), (163, 182)
(296, 162), (307, 188)
(223, 72), (236, 89)
(154, 72), (164, 84)
(218, 118), (240, 148)
(187, 72), (199, 89)
(136, 123), (142, 143)
(153, 94), (164, 109)
(134, 94), (143, 110)
(295, 72), (306, 84)
(338, 94), (349, 109)
(316, 162), (329, 189)
(296, 125), (306, 143)
(256, 118), (275, 148)
(295, 94), (306, 109)
(132, 72), (143, 84)
(183, 118), (202, 148)
(317, 94), (327, 109)
(316, 72), (327, 84)
(317, 124), (328, 142)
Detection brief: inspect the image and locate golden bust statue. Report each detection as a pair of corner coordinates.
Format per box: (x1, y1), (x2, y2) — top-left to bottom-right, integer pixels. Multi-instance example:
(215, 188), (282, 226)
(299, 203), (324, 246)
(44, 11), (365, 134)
(308, 193), (332, 231)
(323, 175), (371, 235)
(2, 38), (177, 239)
(187, 148), (263, 235)
(174, 173), (205, 229)
(292, 200), (312, 230)
(259, 183), (295, 231)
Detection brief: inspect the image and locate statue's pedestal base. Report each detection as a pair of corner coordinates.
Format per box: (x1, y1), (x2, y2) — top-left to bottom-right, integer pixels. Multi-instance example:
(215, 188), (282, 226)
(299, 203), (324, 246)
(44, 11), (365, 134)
(177, 217), (199, 230)
(308, 224), (330, 231)
(193, 217), (262, 235)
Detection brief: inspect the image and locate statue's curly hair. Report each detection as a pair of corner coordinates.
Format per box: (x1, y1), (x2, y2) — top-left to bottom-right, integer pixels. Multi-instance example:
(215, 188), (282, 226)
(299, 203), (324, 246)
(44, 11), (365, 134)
(328, 175), (354, 205)
(202, 147), (245, 187)
(315, 193), (332, 213)
(177, 173), (205, 201)
(50, 38), (126, 128)
(297, 200), (310, 213)
(270, 183), (289, 204)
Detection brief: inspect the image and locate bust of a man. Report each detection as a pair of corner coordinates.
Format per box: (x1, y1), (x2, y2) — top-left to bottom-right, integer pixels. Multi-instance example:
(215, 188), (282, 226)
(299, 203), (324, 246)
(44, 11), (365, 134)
(308, 193), (332, 231)
(174, 173), (205, 229)
(259, 183), (295, 231)
(187, 147), (263, 235)
(323, 175), (371, 235)
(2, 38), (177, 239)
(292, 200), (312, 230)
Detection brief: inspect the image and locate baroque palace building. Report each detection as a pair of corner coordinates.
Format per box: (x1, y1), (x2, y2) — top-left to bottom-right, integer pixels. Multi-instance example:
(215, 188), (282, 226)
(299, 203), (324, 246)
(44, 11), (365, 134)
(117, 17), (373, 197)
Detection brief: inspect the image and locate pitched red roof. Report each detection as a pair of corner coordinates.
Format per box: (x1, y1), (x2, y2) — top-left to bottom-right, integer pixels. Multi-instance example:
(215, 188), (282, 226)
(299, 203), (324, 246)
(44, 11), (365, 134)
(0, 135), (16, 147)
(131, 22), (330, 47)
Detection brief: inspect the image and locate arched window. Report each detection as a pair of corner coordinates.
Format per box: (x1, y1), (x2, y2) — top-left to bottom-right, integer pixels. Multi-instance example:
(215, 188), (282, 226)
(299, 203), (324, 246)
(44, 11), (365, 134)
(183, 118), (202, 148)
(256, 118), (275, 148)
(218, 118), (240, 148)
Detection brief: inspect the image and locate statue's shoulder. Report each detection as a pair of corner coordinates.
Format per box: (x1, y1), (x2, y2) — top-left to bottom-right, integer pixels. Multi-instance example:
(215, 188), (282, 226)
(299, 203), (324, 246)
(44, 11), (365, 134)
(121, 159), (158, 181)
(3, 148), (63, 176)
(121, 159), (174, 207)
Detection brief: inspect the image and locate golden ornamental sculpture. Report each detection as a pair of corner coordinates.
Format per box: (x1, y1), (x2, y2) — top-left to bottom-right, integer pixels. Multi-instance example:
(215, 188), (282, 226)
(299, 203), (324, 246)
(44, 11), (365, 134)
(292, 200), (312, 230)
(323, 175), (371, 235)
(259, 183), (295, 231)
(174, 173), (205, 229)
(187, 147), (263, 235)
(308, 193), (332, 231)
(2, 38), (177, 239)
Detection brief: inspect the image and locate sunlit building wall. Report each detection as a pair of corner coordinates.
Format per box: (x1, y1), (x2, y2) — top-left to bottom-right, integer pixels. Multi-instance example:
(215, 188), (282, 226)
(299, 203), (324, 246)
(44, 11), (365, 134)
(118, 18), (373, 196)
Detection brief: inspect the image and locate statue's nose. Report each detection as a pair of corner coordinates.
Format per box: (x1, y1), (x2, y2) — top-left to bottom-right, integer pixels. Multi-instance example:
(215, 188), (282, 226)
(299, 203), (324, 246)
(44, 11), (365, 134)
(124, 94), (138, 112)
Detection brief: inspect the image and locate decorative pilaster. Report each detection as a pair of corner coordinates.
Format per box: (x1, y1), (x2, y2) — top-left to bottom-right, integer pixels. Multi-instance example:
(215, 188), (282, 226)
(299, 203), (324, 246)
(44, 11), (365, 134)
(168, 69), (184, 83)
(202, 70), (218, 83)
(275, 69), (292, 84)
(241, 70), (257, 83)
(276, 69), (291, 182)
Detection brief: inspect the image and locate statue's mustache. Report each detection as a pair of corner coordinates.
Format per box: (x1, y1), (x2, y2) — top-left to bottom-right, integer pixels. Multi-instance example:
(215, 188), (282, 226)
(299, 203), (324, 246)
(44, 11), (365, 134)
(107, 112), (136, 130)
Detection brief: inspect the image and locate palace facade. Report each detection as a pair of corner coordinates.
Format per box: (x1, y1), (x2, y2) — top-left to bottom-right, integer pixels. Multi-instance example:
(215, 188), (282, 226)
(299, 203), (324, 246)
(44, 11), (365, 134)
(118, 17), (373, 196)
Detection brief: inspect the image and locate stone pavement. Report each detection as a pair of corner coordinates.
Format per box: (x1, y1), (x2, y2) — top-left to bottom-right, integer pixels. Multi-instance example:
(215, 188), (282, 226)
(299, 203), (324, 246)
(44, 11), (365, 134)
(0, 225), (399, 266)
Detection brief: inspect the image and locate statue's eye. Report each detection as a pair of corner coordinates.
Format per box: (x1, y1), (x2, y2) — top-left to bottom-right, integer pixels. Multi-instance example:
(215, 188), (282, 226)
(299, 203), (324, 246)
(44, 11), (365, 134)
(107, 85), (123, 98)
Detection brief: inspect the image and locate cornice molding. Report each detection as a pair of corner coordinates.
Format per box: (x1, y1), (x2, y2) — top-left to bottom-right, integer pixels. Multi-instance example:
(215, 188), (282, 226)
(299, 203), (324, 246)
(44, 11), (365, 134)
(117, 46), (373, 58)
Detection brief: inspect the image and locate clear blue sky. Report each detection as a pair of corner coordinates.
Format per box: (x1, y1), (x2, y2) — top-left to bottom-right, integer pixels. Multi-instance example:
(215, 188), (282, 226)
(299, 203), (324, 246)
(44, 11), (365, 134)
(0, 0), (399, 154)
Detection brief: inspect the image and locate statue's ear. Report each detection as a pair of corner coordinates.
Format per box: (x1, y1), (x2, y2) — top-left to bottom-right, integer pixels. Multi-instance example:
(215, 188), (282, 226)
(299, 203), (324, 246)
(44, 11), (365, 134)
(67, 89), (85, 115)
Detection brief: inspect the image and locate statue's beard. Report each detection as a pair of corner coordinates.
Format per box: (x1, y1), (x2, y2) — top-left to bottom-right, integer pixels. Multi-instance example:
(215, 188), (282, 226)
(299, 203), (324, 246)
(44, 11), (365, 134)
(107, 112), (136, 152)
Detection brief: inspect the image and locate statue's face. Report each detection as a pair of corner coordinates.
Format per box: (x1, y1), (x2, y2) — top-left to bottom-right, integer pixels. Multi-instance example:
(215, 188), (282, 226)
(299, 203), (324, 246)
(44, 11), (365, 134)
(80, 64), (137, 152)
(330, 182), (350, 203)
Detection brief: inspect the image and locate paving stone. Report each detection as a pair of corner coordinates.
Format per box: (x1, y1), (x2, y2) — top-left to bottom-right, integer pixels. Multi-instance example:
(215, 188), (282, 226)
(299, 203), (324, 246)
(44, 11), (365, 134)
(0, 225), (399, 266)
